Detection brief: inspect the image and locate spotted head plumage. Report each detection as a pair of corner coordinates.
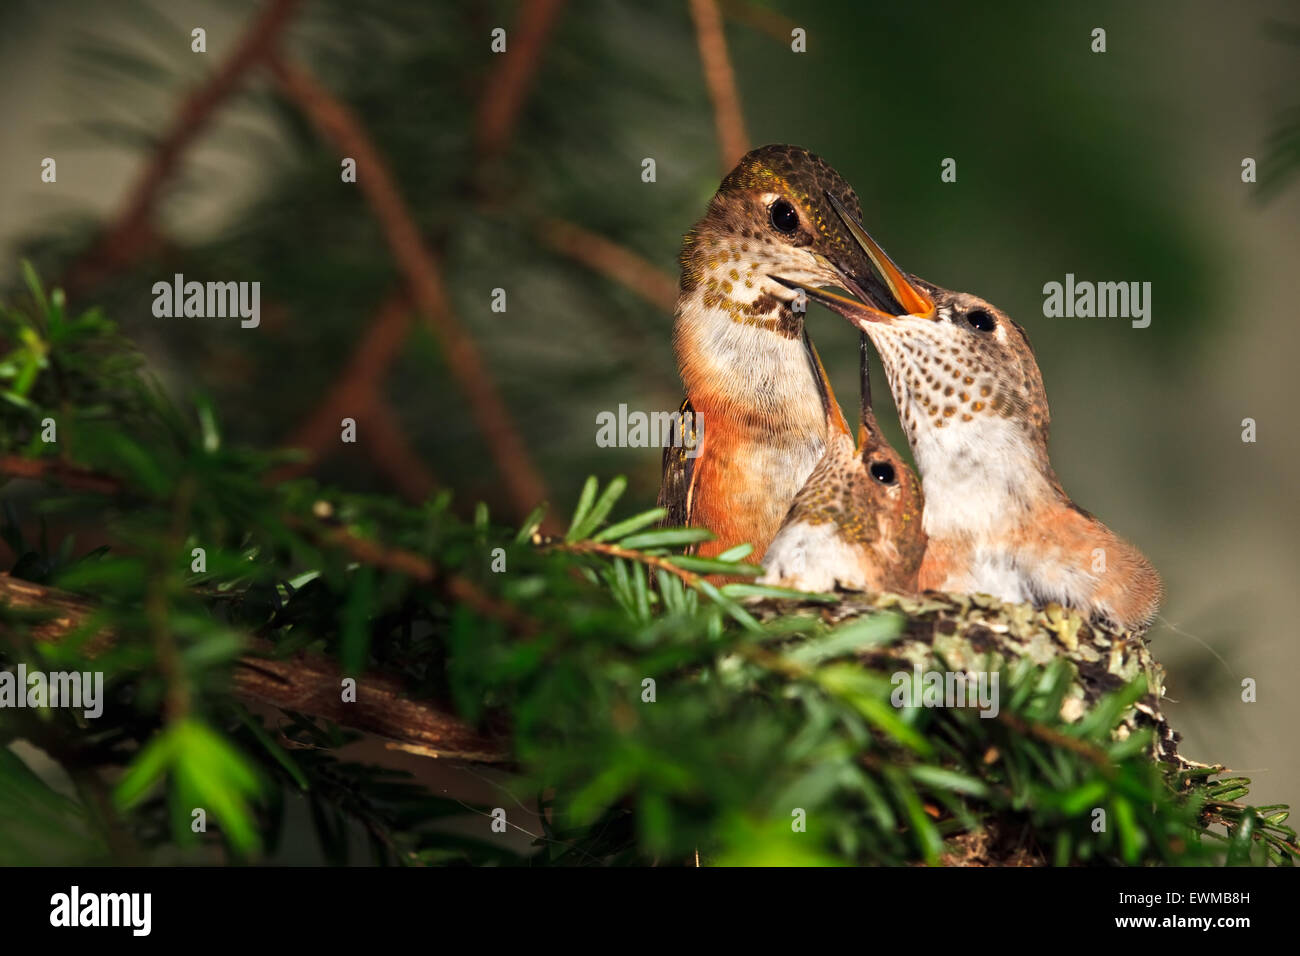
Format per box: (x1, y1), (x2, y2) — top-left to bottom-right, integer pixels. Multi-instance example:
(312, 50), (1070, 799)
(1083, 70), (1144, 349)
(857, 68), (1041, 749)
(677, 145), (895, 336)
(665, 145), (903, 565)
(864, 283), (1052, 464)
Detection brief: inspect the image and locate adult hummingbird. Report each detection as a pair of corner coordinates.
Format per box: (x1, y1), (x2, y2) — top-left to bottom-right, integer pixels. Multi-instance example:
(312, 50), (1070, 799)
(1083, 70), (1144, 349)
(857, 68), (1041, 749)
(760, 335), (926, 593)
(658, 145), (894, 561)
(774, 194), (1162, 632)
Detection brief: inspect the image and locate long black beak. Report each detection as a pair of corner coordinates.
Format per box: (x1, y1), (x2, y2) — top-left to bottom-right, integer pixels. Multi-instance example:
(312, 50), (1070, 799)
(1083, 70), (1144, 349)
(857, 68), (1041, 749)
(859, 332), (872, 425)
(825, 192), (934, 318)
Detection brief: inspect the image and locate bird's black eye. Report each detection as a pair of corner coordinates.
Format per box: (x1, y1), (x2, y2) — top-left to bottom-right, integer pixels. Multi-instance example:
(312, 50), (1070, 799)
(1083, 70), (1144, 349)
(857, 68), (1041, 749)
(769, 199), (799, 234)
(869, 461), (896, 484)
(966, 308), (996, 332)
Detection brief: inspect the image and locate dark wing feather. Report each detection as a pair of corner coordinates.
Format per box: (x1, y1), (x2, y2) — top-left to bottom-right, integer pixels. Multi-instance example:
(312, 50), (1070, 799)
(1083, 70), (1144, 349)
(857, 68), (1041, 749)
(657, 396), (698, 527)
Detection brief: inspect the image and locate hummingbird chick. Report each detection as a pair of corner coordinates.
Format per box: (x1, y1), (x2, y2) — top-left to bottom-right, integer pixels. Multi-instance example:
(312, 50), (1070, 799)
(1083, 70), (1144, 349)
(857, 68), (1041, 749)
(659, 145), (895, 561)
(776, 195), (1162, 632)
(761, 337), (926, 593)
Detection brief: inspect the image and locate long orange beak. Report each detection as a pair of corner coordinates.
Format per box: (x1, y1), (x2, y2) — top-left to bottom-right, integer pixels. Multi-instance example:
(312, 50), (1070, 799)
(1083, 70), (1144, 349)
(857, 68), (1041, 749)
(775, 192), (936, 328)
(825, 192), (934, 318)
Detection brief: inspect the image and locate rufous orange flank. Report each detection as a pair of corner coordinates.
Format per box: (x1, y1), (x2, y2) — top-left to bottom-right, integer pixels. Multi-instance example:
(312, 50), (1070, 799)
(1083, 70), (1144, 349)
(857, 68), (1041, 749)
(658, 145), (898, 562)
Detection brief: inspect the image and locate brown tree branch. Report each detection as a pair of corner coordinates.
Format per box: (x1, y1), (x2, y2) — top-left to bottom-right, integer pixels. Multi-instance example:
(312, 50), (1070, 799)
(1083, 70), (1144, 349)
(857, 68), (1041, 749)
(63, 0), (302, 295)
(552, 539), (703, 589)
(538, 217), (678, 313)
(285, 517), (539, 637)
(0, 456), (122, 495)
(233, 638), (507, 762)
(717, 0), (797, 44)
(358, 398), (441, 502)
(269, 295), (439, 501)
(475, 0), (568, 163)
(272, 291), (414, 481)
(269, 55), (552, 527)
(0, 455), (534, 637)
(0, 574), (113, 651)
(688, 0), (750, 173)
(0, 572), (509, 762)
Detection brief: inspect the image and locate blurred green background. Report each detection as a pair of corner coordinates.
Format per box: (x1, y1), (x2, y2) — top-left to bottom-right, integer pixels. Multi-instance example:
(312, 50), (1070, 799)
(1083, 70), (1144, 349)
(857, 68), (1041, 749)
(1, 0), (1297, 811)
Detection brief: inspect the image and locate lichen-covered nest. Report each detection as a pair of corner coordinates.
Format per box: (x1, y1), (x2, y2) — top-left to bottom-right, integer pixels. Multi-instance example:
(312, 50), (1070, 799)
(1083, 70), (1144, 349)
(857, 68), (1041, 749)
(752, 589), (1192, 769)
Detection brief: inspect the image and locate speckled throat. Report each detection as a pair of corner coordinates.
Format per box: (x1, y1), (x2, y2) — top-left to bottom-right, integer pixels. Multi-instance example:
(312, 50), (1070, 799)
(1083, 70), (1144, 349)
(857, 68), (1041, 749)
(671, 283), (842, 561)
(864, 316), (1059, 536)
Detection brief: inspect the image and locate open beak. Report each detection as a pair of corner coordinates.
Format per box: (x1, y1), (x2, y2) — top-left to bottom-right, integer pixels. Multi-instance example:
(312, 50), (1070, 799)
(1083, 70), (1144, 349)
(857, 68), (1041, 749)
(774, 191), (936, 329)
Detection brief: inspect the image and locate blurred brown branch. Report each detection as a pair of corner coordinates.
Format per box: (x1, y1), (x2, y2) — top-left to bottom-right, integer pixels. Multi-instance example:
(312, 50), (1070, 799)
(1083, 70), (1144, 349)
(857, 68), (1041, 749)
(0, 456), (532, 637)
(539, 217), (678, 313)
(357, 399), (440, 502)
(272, 292), (409, 476)
(0, 456), (122, 495)
(718, 0), (797, 43)
(271, 290), (439, 500)
(269, 55), (552, 525)
(277, 0), (575, 503)
(688, 0), (750, 172)
(0, 572), (508, 762)
(63, 0), (302, 295)
(51, 0), (548, 524)
(292, 517), (538, 636)
(0, 574), (113, 650)
(475, 0), (568, 163)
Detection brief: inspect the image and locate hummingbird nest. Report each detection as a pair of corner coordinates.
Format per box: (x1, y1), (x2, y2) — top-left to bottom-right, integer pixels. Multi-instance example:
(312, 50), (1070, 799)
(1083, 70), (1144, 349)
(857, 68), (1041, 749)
(752, 589), (1191, 770)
